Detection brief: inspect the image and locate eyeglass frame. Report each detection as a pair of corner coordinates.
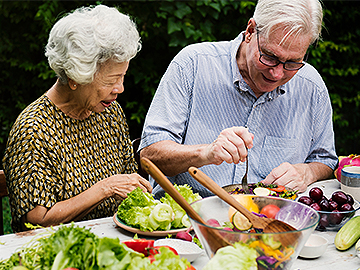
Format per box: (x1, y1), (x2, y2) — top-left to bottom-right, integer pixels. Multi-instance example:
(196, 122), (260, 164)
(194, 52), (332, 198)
(255, 29), (308, 71)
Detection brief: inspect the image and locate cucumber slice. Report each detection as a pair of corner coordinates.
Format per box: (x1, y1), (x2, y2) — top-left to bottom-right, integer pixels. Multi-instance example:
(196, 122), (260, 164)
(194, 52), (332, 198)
(181, 214), (191, 228)
(253, 187), (271, 196)
(232, 211), (252, 231)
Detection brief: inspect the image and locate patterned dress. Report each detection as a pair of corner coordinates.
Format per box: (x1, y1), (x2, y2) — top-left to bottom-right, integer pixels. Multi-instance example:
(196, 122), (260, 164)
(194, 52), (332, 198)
(2, 94), (137, 232)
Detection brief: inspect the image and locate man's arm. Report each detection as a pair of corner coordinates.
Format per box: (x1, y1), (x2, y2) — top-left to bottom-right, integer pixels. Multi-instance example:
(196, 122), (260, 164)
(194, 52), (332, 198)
(140, 127), (254, 176)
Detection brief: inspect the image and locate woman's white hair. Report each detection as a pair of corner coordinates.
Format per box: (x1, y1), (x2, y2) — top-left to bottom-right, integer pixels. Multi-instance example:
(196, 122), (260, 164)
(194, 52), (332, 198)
(45, 5), (141, 85)
(253, 0), (323, 46)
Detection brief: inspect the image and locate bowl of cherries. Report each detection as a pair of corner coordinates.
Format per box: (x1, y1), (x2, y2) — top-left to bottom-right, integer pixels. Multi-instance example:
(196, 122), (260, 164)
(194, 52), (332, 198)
(298, 187), (360, 231)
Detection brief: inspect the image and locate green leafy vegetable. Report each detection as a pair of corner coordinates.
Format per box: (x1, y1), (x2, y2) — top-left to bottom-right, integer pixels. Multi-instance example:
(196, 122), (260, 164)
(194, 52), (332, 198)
(0, 223), (142, 270)
(127, 247), (191, 270)
(160, 184), (202, 228)
(202, 242), (258, 270)
(118, 185), (201, 231)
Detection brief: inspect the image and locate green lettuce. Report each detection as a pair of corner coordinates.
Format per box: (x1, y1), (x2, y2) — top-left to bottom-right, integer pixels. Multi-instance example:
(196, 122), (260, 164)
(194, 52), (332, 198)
(203, 242), (258, 270)
(118, 185), (202, 231)
(127, 247), (191, 270)
(0, 223), (143, 270)
(160, 184), (202, 228)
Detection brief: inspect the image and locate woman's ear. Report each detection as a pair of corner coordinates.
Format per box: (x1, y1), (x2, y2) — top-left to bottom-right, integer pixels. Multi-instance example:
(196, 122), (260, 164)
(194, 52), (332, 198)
(68, 79), (77, 90)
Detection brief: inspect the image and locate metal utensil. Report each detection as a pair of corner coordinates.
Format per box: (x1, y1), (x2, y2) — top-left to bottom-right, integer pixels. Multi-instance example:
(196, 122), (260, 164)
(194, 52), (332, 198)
(241, 155), (250, 194)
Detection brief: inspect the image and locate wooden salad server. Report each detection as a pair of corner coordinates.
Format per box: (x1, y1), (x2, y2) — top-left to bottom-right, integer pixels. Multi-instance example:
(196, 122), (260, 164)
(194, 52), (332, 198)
(140, 157), (231, 254)
(188, 166), (301, 247)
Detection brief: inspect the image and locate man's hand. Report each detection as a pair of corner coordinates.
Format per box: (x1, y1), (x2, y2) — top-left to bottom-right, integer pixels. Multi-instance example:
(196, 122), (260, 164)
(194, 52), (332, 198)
(262, 162), (333, 193)
(202, 126), (254, 165)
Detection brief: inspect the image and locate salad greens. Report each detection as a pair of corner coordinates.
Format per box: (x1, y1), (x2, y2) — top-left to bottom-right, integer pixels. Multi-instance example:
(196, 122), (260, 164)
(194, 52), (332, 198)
(118, 185), (201, 231)
(0, 223), (141, 270)
(202, 242), (258, 270)
(0, 225), (193, 270)
(160, 184), (202, 229)
(127, 247), (191, 270)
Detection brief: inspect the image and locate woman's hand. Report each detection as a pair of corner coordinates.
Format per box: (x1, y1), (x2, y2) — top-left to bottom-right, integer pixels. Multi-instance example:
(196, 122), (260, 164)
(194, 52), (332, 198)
(105, 173), (153, 200)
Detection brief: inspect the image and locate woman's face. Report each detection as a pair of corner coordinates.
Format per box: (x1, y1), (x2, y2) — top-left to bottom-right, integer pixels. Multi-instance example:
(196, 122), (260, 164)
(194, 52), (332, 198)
(77, 60), (129, 113)
(242, 23), (311, 98)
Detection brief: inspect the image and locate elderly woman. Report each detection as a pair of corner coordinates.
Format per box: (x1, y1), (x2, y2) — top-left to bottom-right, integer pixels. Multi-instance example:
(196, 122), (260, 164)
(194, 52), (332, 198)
(2, 5), (152, 232)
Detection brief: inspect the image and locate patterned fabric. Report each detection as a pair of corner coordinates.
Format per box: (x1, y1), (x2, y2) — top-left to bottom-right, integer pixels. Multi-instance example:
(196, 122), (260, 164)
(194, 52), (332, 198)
(140, 32), (338, 199)
(3, 94), (136, 232)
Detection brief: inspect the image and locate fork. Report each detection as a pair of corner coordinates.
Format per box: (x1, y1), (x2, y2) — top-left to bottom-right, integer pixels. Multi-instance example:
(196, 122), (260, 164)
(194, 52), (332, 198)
(241, 154), (250, 194)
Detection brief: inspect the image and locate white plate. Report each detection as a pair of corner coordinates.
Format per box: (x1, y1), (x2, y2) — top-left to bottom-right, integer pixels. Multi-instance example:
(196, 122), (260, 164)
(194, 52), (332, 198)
(154, 238), (203, 262)
(113, 213), (188, 237)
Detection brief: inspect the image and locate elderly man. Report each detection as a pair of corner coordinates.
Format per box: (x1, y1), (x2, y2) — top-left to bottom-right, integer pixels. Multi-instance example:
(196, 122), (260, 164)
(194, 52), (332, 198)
(139, 0), (337, 198)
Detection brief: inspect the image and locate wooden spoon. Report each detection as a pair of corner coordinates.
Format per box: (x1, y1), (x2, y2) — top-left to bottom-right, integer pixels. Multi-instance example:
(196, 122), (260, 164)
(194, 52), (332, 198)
(188, 166), (301, 247)
(140, 157), (231, 254)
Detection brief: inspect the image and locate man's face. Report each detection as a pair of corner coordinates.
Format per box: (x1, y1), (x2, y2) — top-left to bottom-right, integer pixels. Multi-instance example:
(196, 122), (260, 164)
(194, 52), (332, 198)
(244, 26), (311, 98)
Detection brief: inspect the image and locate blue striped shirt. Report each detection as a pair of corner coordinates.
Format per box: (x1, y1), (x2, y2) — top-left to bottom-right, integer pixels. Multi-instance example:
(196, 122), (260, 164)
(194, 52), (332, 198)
(139, 32), (338, 198)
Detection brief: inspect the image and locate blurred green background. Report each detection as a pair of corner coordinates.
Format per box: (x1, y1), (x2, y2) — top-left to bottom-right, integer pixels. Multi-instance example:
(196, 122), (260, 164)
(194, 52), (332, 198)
(1, 0), (360, 234)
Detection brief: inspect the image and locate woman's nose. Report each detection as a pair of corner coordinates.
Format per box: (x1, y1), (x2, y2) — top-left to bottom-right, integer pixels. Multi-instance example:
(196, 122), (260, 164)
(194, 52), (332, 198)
(112, 78), (124, 93)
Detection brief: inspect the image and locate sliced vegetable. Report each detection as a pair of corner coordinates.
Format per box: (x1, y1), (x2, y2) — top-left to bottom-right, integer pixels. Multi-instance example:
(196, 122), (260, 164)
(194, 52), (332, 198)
(335, 216), (360, 250)
(253, 187), (271, 196)
(122, 239), (155, 255)
(268, 185), (285, 193)
(260, 204), (280, 219)
(148, 246), (178, 256)
(232, 211), (252, 231)
(228, 195), (259, 221)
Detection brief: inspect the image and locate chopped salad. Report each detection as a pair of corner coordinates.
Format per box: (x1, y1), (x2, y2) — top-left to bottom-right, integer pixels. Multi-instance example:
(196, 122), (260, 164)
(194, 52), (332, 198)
(228, 183), (298, 200)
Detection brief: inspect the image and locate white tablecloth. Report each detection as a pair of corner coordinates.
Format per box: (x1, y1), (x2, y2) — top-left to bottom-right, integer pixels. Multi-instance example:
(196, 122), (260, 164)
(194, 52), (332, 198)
(1, 179), (359, 269)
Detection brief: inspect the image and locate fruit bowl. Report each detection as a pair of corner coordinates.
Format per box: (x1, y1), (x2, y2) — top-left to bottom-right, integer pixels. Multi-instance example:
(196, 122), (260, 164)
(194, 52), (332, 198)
(297, 187), (360, 231)
(188, 195), (320, 270)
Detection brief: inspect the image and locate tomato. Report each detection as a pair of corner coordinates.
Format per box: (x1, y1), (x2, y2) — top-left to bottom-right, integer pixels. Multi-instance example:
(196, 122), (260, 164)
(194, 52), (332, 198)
(122, 239), (154, 255)
(268, 185), (285, 193)
(260, 204), (280, 219)
(148, 245), (178, 256)
(148, 254), (156, 263)
(186, 266), (196, 270)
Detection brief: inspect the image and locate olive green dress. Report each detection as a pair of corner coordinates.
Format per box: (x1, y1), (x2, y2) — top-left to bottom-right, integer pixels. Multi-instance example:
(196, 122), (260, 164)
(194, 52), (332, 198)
(3, 94), (137, 232)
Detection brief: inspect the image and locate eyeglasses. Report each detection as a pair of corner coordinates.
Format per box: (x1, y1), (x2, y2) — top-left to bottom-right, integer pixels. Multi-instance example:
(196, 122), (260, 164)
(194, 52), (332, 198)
(256, 30), (307, 71)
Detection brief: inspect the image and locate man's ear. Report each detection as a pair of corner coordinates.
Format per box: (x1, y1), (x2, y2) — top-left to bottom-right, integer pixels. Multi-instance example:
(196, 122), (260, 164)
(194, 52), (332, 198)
(245, 18), (256, 42)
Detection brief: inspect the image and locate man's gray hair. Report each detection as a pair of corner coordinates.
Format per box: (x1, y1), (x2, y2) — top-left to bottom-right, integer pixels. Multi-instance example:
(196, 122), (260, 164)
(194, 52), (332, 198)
(45, 5), (141, 85)
(253, 0), (323, 45)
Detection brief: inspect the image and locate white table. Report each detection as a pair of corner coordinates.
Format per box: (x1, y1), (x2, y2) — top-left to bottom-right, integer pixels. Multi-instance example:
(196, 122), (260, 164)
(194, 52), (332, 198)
(1, 180), (359, 269)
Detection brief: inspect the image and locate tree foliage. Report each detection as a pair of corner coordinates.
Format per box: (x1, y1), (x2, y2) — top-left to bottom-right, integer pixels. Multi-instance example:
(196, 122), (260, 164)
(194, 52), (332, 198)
(0, 0), (359, 170)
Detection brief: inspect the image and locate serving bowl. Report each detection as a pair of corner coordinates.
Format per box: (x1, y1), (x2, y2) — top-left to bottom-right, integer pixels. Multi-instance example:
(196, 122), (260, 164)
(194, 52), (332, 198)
(297, 187), (360, 231)
(314, 199), (360, 231)
(188, 195), (320, 270)
(298, 234), (328, 259)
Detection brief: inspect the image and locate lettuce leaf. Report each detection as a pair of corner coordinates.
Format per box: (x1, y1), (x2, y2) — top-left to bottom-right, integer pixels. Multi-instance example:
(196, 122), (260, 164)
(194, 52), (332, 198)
(203, 242), (258, 270)
(127, 247), (191, 270)
(160, 184), (202, 228)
